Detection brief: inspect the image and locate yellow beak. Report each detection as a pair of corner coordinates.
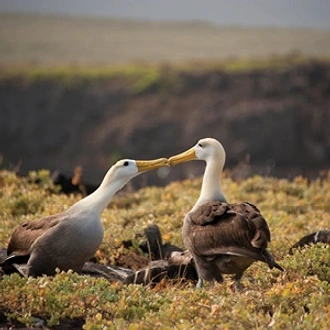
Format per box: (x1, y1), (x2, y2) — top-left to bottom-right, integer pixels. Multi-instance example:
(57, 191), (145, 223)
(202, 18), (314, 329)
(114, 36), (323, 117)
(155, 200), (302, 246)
(136, 158), (169, 172)
(168, 147), (197, 166)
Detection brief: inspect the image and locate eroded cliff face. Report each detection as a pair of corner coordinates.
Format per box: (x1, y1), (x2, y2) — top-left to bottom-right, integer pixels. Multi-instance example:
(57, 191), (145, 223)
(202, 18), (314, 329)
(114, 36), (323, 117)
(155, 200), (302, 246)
(1, 62), (330, 186)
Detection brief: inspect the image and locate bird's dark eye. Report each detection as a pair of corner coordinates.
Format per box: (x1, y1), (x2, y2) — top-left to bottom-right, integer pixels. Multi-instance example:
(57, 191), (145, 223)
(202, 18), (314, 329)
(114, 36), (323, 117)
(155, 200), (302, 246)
(198, 143), (203, 148)
(123, 161), (129, 167)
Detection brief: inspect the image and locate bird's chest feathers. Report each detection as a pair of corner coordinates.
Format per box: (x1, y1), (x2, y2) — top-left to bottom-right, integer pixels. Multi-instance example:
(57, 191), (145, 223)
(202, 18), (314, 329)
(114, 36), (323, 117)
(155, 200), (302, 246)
(62, 212), (104, 252)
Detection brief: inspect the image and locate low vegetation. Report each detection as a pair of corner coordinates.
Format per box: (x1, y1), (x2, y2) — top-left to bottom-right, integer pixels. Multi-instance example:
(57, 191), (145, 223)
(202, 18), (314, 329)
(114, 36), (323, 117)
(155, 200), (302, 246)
(0, 54), (327, 95)
(0, 170), (329, 329)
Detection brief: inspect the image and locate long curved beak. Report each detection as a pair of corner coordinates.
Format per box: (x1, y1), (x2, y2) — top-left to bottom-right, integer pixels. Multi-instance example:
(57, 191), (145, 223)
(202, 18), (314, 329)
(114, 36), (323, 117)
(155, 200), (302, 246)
(168, 147), (197, 166)
(136, 158), (169, 172)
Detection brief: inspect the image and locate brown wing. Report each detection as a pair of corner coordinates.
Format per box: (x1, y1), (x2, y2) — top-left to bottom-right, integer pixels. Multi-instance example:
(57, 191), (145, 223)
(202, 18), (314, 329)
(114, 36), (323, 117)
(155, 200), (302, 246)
(184, 201), (271, 257)
(231, 202), (271, 248)
(289, 230), (330, 254)
(7, 213), (65, 257)
(189, 202), (228, 225)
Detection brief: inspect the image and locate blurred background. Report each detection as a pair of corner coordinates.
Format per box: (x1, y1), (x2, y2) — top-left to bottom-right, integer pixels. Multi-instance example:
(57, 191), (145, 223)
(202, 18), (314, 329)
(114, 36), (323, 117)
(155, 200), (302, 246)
(0, 0), (330, 187)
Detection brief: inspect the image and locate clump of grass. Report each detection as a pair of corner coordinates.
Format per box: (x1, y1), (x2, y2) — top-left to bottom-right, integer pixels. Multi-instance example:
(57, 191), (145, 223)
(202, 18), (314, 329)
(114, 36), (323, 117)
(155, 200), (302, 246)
(0, 63), (181, 94)
(0, 170), (329, 328)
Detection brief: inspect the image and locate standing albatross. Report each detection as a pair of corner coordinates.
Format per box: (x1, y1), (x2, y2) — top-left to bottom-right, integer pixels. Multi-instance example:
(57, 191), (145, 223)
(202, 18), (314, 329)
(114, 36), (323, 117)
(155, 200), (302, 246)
(1, 158), (167, 277)
(169, 138), (283, 288)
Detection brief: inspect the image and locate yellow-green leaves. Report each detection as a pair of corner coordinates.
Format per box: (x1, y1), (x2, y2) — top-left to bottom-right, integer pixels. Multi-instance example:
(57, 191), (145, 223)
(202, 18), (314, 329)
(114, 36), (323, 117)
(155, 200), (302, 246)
(0, 170), (330, 328)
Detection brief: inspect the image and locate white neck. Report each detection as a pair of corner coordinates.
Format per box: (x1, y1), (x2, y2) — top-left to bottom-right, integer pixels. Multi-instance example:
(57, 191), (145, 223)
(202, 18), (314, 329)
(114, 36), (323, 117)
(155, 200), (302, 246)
(70, 168), (134, 217)
(193, 156), (226, 211)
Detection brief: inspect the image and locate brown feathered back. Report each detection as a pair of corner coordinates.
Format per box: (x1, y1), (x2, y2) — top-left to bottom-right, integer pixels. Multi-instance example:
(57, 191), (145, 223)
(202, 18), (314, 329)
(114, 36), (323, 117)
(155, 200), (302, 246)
(186, 201), (271, 252)
(7, 214), (64, 257)
(289, 229), (330, 254)
(183, 201), (280, 283)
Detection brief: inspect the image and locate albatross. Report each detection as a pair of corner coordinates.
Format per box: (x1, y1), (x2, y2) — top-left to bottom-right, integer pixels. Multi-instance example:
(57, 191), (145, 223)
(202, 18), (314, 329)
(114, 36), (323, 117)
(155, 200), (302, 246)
(169, 138), (283, 288)
(1, 158), (168, 277)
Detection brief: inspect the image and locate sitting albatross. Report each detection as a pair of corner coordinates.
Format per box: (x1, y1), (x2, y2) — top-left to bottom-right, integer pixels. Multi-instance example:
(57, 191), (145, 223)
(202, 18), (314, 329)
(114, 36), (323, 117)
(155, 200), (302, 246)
(169, 138), (283, 288)
(1, 158), (167, 277)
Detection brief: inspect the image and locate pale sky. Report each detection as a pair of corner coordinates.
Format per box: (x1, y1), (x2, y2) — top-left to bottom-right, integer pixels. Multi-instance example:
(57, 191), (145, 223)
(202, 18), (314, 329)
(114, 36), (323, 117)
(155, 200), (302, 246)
(0, 0), (330, 29)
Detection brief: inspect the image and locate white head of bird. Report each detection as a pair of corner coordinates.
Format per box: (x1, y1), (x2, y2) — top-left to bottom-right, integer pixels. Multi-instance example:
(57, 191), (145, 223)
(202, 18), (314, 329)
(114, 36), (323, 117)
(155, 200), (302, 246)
(169, 138), (225, 165)
(72, 158), (168, 216)
(101, 159), (153, 185)
(169, 138), (227, 209)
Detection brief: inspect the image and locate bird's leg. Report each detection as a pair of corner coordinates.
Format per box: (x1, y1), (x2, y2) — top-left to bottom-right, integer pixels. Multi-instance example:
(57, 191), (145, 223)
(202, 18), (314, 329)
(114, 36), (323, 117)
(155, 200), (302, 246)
(196, 278), (216, 289)
(196, 277), (204, 288)
(232, 272), (244, 291)
(234, 279), (243, 291)
(12, 263), (29, 277)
